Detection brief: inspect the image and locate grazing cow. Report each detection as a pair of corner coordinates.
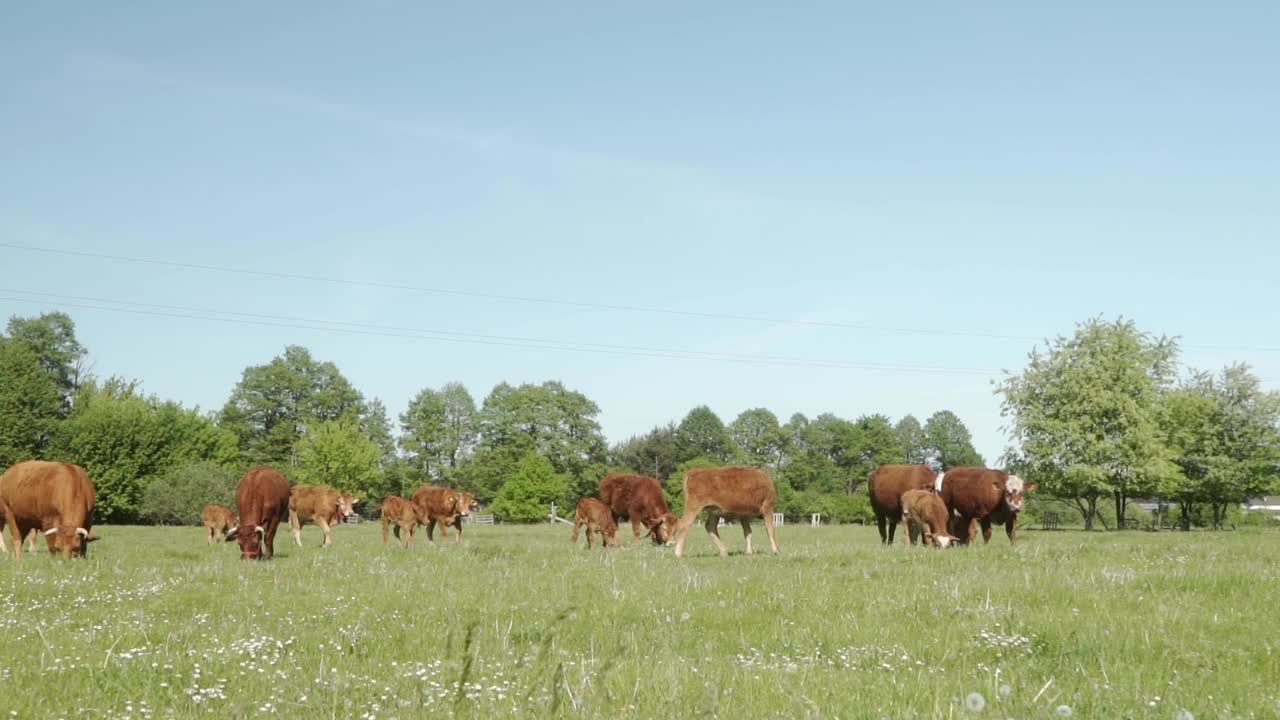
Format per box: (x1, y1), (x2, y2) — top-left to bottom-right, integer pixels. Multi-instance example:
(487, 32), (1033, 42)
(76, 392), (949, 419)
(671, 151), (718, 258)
(288, 485), (358, 547)
(381, 496), (418, 547)
(201, 504), (237, 545)
(900, 489), (957, 548)
(230, 466), (291, 560)
(410, 486), (465, 544)
(437, 491), (480, 540)
(598, 473), (678, 545)
(672, 466), (779, 559)
(0, 461), (98, 560)
(939, 467), (1038, 546)
(571, 497), (618, 549)
(868, 464), (938, 545)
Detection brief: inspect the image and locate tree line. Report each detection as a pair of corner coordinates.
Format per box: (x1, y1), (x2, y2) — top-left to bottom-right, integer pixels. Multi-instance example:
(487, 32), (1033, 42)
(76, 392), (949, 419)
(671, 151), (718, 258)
(2, 311), (1275, 527)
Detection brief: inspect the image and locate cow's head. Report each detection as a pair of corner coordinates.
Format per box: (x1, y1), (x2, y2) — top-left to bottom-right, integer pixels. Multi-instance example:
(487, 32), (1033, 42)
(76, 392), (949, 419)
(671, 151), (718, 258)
(459, 493), (479, 516)
(646, 513), (679, 546)
(1001, 475), (1038, 513)
(931, 533), (960, 549)
(234, 525), (267, 560)
(337, 494), (359, 522)
(223, 523), (239, 542)
(44, 526), (98, 559)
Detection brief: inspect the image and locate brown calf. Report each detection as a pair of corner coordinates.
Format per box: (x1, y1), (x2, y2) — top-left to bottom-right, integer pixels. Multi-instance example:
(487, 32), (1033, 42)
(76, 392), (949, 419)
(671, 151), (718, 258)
(868, 464), (938, 545)
(571, 497), (618, 549)
(0, 461), (99, 560)
(599, 473), (678, 545)
(288, 485), (358, 548)
(410, 486), (464, 544)
(231, 466), (291, 560)
(381, 496), (418, 547)
(900, 489), (956, 548)
(673, 466), (779, 559)
(939, 467), (1038, 546)
(201, 504), (237, 545)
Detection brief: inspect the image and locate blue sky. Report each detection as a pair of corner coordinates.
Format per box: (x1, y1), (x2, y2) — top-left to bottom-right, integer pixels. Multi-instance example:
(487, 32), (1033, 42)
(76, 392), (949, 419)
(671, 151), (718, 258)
(3, 2), (1278, 462)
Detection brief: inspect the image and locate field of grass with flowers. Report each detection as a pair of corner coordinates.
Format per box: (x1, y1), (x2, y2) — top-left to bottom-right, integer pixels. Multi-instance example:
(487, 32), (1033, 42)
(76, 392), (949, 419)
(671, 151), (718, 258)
(1, 523), (1277, 719)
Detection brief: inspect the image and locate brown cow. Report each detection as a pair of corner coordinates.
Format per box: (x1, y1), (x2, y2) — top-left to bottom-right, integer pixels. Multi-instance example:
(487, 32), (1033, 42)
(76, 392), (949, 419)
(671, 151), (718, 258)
(381, 496), (418, 547)
(0, 517), (38, 554)
(437, 491), (480, 541)
(868, 464), (939, 545)
(230, 466), (290, 560)
(201, 503), (237, 545)
(672, 466), (779, 559)
(939, 467), (1038, 546)
(288, 485), (358, 547)
(900, 489), (957, 548)
(599, 473), (678, 545)
(571, 497), (618, 549)
(0, 461), (98, 560)
(411, 486), (465, 544)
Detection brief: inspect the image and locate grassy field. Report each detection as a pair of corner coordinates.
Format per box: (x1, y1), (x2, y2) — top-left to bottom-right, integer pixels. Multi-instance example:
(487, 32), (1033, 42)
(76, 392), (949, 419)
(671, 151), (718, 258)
(1, 523), (1277, 719)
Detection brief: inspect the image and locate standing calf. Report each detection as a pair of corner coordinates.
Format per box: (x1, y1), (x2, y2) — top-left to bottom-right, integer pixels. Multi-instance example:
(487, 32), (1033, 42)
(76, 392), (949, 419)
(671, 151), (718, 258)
(571, 497), (618, 549)
(900, 489), (956, 548)
(381, 496), (419, 547)
(673, 466), (779, 559)
(201, 504), (237, 545)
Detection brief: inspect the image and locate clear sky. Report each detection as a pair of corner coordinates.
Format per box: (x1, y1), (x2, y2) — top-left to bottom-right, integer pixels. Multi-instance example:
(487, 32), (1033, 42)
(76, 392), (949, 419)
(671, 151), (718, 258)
(3, 3), (1278, 463)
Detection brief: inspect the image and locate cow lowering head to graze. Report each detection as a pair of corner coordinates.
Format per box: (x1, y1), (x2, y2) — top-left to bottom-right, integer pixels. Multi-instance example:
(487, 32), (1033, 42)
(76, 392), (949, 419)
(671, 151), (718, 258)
(939, 467), (1038, 546)
(288, 485), (358, 548)
(410, 486), (465, 544)
(571, 497), (618, 549)
(230, 466), (291, 560)
(380, 496), (418, 548)
(437, 491), (481, 541)
(868, 464), (938, 545)
(900, 489), (957, 548)
(0, 461), (98, 560)
(672, 466), (779, 559)
(598, 473), (679, 546)
(201, 504), (237, 545)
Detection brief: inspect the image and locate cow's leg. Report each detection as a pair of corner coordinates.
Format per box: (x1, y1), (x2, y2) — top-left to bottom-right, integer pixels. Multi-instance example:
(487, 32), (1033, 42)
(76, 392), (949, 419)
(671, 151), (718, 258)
(672, 504), (704, 559)
(1005, 516), (1017, 545)
(631, 517), (644, 545)
(0, 524), (7, 552)
(263, 519), (278, 560)
(740, 518), (753, 555)
(289, 510), (303, 547)
(887, 515), (899, 545)
(762, 508), (780, 555)
(405, 522), (416, 548)
(572, 514), (582, 544)
(703, 513), (729, 557)
(26, 529), (37, 554)
(318, 518), (332, 547)
(426, 518), (437, 542)
(5, 512), (23, 561)
(980, 518), (993, 545)
(453, 517), (462, 545)
(382, 516), (391, 546)
(876, 513), (888, 544)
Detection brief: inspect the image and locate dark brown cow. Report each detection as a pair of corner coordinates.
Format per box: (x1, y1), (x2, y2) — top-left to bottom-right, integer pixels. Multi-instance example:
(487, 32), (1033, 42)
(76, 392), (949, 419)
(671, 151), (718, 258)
(939, 467), (1038, 546)
(380, 496), (418, 547)
(599, 473), (678, 545)
(201, 503), (237, 545)
(0, 461), (98, 560)
(288, 485), (358, 547)
(230, 466), (291, 560)
(868, 464), (938, 545)
(571, 497), (618, 549)
(411, 486), (465, 544)
(672, 466), (779, 559)
(437, 491), (480, 540)
(900, 489), (957, 548)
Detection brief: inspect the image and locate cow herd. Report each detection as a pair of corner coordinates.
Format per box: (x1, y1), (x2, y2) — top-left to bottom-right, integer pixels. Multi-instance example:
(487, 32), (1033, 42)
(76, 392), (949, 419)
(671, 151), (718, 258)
(0, 458), (1036, 563)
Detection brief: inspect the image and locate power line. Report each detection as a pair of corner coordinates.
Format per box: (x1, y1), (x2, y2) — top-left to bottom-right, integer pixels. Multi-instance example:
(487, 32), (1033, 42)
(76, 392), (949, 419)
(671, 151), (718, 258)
(0, 290), (1003, 376)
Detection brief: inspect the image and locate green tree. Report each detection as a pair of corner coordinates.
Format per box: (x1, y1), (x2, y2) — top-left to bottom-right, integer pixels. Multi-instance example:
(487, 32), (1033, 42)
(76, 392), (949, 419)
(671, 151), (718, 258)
(452, 444), (525, 504)
(218, 345), (363, 466)
(999, 317), (1179, 529)
(610, 423), (682, 481)
(895, 414), (929, 465)
(730, 408), (788, 469)
(48, 380), (239, 522)
(5, 311), (88, 409)
(922, 410), (984, 471)
(490, 452), (570, 523)
(477, 381), (607, 497)
(675, 405), (737, 463)
(140, 461), (240, 525)
(851, 414), (905, 486)
(400, 382), (478, 480)
(359, 397), (396, 463)
(0, 337), (63, 466)
(294, 419), (382, 498)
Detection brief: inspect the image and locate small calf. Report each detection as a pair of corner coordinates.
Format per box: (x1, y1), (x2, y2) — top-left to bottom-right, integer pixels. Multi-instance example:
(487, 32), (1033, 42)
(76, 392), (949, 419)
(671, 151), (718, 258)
(900, 489), (957, 548)
(571, 497), (618, 549)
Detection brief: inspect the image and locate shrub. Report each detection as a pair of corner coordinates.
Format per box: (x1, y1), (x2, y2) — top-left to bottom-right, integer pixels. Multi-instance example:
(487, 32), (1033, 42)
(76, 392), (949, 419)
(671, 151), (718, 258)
(490, 452), (570, 523)
(140, 462), (239, 525)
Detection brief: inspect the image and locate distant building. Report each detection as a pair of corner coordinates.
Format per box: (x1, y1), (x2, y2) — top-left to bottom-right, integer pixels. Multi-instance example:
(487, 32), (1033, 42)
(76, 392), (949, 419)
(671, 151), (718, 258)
(1243, 496), (1280, 518)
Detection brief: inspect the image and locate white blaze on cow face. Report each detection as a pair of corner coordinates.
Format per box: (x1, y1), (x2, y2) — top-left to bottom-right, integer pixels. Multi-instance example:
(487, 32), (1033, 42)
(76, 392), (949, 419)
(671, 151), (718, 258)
(934, 473), (945, 493)
(934, 534), (954, 549)
(1004, 475), (1028, 512)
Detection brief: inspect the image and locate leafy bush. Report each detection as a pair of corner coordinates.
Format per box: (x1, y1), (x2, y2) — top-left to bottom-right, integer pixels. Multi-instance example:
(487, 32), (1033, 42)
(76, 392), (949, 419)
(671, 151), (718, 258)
(140, 462), (240, 525)
(490, 452), (570, 523)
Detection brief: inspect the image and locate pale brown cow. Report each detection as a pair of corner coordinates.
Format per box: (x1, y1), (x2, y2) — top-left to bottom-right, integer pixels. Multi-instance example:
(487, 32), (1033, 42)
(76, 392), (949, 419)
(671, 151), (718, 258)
(0, 461), (98, 560)
(599, 473), (678, 545)
(381, 496), (418, 547)
(411, 486), (465, 544)
(672, 466), (779, 559)
(230, 466), (291, 560)
(201, 503), (237, 545)
(900, 489), (957, 548)
(437, 491), (480, 541)
(288, 485), (358, 547)
(571, 497), (618, 549)
(868, 464), (939, 545)
(939, 467), (1038, 546)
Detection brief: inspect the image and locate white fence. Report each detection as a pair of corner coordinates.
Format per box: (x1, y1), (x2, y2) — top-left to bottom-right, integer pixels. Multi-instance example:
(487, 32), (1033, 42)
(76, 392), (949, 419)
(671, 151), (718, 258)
(468, 514), (494, 526)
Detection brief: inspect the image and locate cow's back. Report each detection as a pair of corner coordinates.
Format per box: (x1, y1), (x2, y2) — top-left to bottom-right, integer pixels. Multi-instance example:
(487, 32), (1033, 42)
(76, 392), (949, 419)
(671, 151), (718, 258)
(0, 461), (95, 527)
(290, 485), (338, 522)
(237, 466), (291, 526)
(940, 467), (1007, 516)
(684, 466), (775, 514)
(411, 486), (459, 518)
(868, 464), (936, 518)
